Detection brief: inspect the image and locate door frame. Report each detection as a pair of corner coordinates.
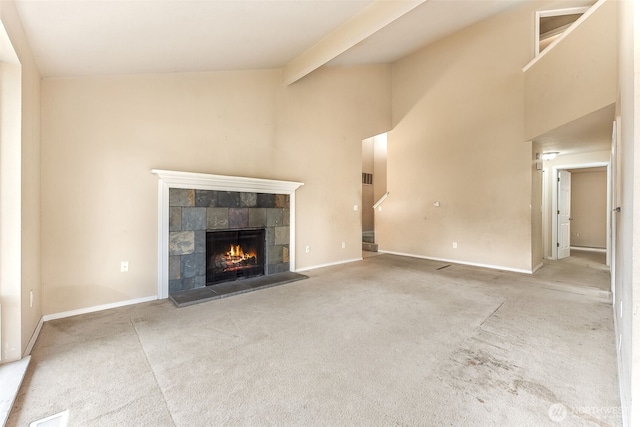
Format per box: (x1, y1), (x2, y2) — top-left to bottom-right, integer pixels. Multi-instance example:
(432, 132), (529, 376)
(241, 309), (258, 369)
(548, 161), (611, 262)
(557, 170), (572, 259)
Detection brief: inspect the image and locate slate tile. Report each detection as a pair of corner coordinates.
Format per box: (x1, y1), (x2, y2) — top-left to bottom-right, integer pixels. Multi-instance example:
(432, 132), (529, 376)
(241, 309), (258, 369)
(182, 207), (206, 230)
(169, 207), (182, 231)
(229, 208), (249, 229)
(275, 194), (289, 208)
(240, 192), (258, 207)
(195, 190), (216, 207)
(170, 189), (194, 207)
(249, 208), (267, 227)
(169, 256), (181, 280)
(207, 208), (229, 229)
(169, 231), (194, 256)
(181, 253), (205, 279)
(275, 226), (289, 245)
(257, 193), (276, 208)
(194, 230), (206, 253)
(267, 208), (284, 226)
(218, 192), (241, 208)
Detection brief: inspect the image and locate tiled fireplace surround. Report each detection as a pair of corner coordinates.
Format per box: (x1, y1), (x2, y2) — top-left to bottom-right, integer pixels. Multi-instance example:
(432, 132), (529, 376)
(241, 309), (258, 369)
(152, 170), (303, 299)
(168, 188), (290, 293)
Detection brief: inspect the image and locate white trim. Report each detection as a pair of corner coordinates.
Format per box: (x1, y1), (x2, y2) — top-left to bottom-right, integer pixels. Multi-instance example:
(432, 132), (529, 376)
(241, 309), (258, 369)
(295, 257), (363, 272)
(151, 170), (304, 300)
(550, 161), (610, 261)
(372, 192), (389, 209)
(532, 262), (544, 274)
(0, 356), (30, 427)
(30, 410), (69, 427)
(542, 166), (550, 259)
(378, 250), (534, 274)
(535, 5), (591, 57)
(151, 169), (304, 194)
(570, 246), (606, 253)
(42, 295), (157, 322)
(22, 316), (44, 357)
(524, 1), (603, 72)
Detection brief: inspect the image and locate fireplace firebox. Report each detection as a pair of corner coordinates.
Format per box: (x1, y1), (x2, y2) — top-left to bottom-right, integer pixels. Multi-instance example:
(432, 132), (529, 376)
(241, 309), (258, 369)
(206, 229), (266, 285)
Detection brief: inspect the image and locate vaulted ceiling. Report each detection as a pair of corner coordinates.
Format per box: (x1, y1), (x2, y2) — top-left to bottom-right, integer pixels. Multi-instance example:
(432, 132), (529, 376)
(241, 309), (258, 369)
(13, 0), (611, 155)
(14, 0), (526, 81)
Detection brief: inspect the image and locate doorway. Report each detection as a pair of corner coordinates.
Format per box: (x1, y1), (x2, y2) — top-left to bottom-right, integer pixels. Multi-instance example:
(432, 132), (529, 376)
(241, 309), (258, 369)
(548, 163), (610, 266)
(557, 169), (571, 259)
(361, 133), (387, 253)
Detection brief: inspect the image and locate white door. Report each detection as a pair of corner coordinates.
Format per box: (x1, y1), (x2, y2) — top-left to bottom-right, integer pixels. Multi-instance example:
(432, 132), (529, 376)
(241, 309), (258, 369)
(558, 170), (572, 259)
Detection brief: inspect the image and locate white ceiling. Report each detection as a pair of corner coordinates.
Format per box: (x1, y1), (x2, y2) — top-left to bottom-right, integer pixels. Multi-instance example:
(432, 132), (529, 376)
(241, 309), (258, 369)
(14, 0), (525, 78)
(13, 0), (611, 153)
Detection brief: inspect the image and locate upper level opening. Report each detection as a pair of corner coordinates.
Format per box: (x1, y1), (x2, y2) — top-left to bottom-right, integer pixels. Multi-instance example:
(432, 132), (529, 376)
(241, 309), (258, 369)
(535, 6), (591, 56)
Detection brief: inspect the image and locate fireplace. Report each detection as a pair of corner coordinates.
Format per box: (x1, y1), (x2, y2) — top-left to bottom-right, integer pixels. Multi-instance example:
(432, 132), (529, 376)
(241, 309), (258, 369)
(153, 170), (303, 298)
(207, 228), (266, 285)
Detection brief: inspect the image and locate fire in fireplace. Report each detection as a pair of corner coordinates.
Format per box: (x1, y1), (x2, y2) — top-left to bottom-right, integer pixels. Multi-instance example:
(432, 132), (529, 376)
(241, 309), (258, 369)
(206, 229), (266, 285)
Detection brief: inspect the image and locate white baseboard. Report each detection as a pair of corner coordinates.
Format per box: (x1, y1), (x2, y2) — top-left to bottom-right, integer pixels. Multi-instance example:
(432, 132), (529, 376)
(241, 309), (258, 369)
(0, 356), (31, 427)
(42, 295), (158, 322)
(570, 246), (606, 253)
(295, 257), (363, 273)
(532, 262), (544, 273)
(378, 250), (534, 274)
(23, 316), (44, 358)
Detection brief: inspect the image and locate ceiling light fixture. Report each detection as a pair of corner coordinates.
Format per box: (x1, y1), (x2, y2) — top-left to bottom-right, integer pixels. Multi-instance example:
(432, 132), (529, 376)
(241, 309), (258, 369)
(540, 152), (559, 160)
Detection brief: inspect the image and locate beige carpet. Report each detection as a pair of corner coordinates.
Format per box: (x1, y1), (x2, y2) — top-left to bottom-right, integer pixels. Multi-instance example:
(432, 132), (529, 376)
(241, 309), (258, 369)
(8, 255), (621, 426)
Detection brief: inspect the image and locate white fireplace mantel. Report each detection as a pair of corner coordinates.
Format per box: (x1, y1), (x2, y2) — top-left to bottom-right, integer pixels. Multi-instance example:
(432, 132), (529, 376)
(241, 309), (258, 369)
(152, 169), (304, 299)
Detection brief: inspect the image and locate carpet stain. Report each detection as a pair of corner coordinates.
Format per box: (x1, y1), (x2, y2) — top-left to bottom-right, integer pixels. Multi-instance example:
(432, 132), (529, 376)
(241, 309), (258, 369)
(513, 380), (558, 402)
(513, 380), (614, 427)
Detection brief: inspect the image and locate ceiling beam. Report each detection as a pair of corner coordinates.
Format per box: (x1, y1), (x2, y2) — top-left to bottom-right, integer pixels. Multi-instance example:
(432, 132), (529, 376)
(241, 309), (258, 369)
(282, 0), (426, 85)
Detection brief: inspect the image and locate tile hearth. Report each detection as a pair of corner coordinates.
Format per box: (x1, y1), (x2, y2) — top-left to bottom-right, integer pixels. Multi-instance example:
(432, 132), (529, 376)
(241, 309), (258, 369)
(169, 271), (308, 307)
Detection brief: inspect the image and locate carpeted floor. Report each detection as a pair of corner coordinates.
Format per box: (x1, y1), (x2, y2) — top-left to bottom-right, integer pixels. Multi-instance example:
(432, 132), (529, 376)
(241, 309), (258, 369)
(8, 254), (621, 426)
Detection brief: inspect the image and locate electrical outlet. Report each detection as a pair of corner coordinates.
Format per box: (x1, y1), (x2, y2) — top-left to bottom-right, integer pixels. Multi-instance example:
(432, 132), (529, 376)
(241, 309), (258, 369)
(341, 242), (346, 249)
(305, 246), (310, 253)
(121, 261), (129, 272)
(30, 290), (33, 308)
(452, 242), (458, 249)
(353, 205), (358, 211)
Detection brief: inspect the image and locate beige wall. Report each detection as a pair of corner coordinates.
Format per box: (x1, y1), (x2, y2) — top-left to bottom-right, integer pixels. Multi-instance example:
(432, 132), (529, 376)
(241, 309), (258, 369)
(570, 169), (607, 248)
(524, 0), (617, 140)
(274, 66), (391, 266)
(531, 142), (543, 269)
(0, 0), (41, 363)
(377, 3), (537, 272)
(615, 0), (639, 424)
(41, 65), (390, 314)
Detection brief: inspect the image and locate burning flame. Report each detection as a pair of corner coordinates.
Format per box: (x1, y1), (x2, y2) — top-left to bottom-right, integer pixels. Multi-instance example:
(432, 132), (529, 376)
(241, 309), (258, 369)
(228, 245), (243, 258)
(226, 245), (255, 263)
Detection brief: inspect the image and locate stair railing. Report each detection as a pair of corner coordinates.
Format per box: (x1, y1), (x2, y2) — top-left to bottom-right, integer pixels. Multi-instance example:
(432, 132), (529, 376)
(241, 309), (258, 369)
(372, 192), (389, 211)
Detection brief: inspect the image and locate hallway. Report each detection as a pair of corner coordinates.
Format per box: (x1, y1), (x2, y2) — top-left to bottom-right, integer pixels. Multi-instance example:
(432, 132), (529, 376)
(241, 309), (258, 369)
(535, 249), (611, 295)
